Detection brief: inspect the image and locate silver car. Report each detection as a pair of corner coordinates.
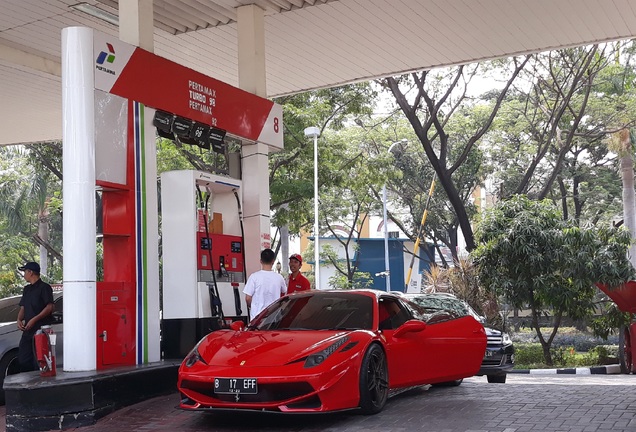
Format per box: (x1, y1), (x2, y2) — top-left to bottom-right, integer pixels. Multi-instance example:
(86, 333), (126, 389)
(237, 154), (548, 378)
(0, 293), (63, 404)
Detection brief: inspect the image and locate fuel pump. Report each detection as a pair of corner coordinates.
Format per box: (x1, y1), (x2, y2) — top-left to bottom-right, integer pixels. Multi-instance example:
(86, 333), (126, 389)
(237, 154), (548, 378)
(161, 170), (248, 358)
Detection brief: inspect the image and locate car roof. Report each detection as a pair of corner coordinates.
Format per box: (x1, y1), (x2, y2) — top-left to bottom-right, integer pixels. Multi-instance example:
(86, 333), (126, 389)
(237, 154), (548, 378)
(0, 292), (62, 323)
(290, 289), (403, 301)
(399, 292), (458, 298)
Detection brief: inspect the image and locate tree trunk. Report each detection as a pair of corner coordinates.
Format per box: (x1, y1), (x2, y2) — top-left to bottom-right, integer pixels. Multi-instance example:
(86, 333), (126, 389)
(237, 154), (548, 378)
(619, 129), (636, 267)
(38, 211), (49, 276)
(530, 297), (554, 366)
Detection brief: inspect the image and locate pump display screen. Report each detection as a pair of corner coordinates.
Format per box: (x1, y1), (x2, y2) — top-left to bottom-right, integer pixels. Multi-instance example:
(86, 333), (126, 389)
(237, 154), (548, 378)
(200, 237), (212, 250)
(231, 241), (241, 253)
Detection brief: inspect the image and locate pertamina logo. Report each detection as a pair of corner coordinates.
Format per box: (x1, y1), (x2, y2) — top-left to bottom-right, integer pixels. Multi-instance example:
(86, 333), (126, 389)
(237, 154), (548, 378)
(95, 43), (116, 76)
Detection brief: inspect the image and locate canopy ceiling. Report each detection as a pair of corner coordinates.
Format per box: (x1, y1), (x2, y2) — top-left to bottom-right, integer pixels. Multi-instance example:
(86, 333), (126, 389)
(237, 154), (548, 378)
(2, 0), (636, 145)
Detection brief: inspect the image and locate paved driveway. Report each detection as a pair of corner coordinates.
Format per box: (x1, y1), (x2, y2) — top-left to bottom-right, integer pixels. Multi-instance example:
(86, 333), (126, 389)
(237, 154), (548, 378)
(7, 374), (636, 432)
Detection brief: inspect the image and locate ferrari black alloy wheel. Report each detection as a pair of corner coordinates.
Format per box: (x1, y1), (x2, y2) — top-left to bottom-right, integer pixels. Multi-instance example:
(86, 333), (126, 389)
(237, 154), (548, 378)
(359, 343), (388, 414)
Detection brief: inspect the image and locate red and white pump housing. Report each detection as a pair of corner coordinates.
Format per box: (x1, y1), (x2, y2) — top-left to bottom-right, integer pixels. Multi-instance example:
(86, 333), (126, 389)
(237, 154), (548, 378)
(161, 170), (248, 358)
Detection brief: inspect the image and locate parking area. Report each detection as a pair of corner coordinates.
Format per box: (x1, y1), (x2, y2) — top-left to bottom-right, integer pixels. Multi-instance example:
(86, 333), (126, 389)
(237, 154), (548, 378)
(0, 374), (633, 432)
(2, 374), (616, 432)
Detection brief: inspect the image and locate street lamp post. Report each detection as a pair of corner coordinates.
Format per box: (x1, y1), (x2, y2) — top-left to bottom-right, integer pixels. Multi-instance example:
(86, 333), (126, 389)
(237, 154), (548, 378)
(383, 139), (407, 292)
(304, 126), (321, 290)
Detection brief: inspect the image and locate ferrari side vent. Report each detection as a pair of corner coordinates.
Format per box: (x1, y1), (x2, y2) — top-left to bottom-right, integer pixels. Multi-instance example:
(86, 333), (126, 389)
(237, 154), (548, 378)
(340, 341), (359, 352)
(285, 395), (322, 410)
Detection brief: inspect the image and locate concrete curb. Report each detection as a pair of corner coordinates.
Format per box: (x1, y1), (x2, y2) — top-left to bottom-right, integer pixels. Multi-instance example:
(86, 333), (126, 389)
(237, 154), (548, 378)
(509, 364), (622, 375)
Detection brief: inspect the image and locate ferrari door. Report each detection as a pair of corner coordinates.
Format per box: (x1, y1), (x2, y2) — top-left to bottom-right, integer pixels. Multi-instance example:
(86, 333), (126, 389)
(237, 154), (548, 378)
(420, 314), (485, 382)
(379, 297), (429, 388)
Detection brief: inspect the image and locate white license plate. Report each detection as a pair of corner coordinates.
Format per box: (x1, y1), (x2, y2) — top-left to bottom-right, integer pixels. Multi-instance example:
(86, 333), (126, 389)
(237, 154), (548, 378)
(214, 378), (258, 394)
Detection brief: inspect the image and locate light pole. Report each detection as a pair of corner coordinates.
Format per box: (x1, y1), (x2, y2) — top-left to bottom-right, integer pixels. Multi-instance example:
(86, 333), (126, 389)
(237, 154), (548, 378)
(304, 126), (321, 290)
(383, 139), (407, 292)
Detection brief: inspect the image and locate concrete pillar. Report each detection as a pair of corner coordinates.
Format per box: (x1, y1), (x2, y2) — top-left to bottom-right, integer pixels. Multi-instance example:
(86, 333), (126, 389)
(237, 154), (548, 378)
(237, 4), (271, 276)
(119, 0), (154, 51)
(237, 4), (266, 96)
(62, 27), (97, 371)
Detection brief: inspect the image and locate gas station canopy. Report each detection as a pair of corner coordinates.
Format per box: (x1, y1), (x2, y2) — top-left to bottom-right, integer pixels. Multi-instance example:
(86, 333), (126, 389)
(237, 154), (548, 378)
(2, 0), (636, 146)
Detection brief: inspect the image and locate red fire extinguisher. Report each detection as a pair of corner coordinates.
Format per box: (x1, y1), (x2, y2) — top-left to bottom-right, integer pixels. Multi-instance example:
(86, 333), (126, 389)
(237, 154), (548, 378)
(34, 325), (56, 377)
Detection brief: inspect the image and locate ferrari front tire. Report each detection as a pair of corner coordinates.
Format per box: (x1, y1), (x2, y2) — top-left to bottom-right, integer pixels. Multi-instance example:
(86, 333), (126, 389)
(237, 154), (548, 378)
(358, 344), (389, 415)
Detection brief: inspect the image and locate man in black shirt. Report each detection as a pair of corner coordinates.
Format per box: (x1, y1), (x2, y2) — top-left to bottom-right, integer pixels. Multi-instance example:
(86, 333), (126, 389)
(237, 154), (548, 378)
(16, 262), (55, 372)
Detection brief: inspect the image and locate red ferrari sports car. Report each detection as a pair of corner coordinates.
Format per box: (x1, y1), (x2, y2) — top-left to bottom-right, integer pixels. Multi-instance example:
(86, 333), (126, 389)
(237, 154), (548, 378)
(178, 289), (486, 414)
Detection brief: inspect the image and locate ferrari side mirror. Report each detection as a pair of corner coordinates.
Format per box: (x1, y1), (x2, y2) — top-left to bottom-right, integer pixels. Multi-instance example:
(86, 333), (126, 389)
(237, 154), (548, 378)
(230, 321), (245, 331)
(393, 319), (427, 338)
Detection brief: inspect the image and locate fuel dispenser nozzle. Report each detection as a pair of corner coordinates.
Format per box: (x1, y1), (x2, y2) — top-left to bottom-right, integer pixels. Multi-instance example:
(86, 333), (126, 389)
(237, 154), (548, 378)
(218, 256), (229, 278)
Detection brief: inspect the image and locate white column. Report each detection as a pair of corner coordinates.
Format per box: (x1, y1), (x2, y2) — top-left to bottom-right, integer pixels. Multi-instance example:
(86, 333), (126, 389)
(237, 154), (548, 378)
(241, 143), (271, 275)
(62, 27), (97, 371)
(237, 4), (270, 276)
(119, 0), (154, 51)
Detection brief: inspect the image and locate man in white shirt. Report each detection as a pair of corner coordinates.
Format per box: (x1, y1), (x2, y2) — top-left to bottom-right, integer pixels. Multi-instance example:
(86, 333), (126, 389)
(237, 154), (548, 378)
(243, 248), (287, 320)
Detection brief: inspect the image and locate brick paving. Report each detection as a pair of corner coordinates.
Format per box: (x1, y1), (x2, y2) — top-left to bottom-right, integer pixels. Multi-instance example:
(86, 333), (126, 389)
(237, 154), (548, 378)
(3, 374), (636, 432)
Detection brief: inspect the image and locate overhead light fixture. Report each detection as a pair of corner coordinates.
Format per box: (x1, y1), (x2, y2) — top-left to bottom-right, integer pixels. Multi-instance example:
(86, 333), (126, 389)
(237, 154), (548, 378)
(70, 3), (119, 26)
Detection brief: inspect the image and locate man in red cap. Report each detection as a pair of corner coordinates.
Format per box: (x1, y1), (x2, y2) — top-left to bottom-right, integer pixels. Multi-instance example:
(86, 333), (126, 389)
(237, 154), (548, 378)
(287, 254), (311, 294)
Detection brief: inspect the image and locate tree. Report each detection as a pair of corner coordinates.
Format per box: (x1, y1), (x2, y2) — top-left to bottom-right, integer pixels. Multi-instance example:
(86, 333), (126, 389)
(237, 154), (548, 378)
(486, 43), (636, 225)
(382, 117), (481, 263)
(380, 58), (529, 251)
(268, 84), (378, 268)
(472, 195), (634, 365)
(0, 144), (63, 289)
(315, 128), (387, 288)
(422, 258), (501, 327)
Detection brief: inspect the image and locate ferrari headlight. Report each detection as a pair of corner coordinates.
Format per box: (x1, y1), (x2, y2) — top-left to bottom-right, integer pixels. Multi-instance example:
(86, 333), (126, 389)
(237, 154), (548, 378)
(304, 336), (349, 368)
(184, 341), (208, 368)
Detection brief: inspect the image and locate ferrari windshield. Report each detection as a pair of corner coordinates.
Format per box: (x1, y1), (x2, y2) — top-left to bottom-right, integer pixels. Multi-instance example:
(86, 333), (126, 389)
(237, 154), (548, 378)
(249, 292), (374, 331)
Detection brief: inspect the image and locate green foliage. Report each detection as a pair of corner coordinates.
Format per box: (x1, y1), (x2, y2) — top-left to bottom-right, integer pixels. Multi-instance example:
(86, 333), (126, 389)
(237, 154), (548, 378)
(514, 342), (618, 369)
(484, 43), (635, 227)
(270, 83), (378, 235)
(514, 343), (545, 365)
(423, 258), (502, 327)
(327, 271), (374, 290)
(589, 303), (631, 339)
(0, 144), (63, 289)
(474, 195), (634, 310)
(473, 195), (634, 364)
(380, 60), (525, 253)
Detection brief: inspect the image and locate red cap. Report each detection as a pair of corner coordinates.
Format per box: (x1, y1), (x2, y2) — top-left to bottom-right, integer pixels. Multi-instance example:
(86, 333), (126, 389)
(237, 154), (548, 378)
(289, 254), (303, 264)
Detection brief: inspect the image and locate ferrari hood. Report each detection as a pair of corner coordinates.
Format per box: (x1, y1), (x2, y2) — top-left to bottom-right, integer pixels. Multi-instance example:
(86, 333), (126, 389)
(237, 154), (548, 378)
(197, 330), (354, 367)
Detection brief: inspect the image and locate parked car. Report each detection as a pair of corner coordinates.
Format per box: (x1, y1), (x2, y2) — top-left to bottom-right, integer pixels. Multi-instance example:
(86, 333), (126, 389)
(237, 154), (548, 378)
(400, 292), (514, 383)
(0, 293), (63, 404)
(178, 289), (486, 414)
(479, 326), (515, 383)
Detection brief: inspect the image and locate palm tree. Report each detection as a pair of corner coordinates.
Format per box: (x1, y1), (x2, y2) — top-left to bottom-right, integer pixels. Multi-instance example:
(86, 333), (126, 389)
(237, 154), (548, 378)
(0, 145), (62, 277)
